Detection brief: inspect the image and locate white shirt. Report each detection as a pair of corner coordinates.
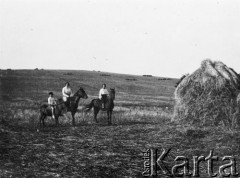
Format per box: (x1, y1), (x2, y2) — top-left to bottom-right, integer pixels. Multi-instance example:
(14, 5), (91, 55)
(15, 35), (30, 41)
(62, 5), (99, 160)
(62, 86), (72, 101)
(99, 88), (109, 99)
(48, 97), (56, 105)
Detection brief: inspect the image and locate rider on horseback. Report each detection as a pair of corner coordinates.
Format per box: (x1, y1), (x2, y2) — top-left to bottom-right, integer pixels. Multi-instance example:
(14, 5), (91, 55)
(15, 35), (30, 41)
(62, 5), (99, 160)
(99, 83), (109, 109)
(48, 92), (56, 119)
(62, 82), (72, 108)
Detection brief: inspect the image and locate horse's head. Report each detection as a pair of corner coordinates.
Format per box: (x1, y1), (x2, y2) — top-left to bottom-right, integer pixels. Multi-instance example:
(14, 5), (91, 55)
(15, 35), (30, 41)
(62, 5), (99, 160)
(109, 88), (115, 100)
(75, 87), (88, 99)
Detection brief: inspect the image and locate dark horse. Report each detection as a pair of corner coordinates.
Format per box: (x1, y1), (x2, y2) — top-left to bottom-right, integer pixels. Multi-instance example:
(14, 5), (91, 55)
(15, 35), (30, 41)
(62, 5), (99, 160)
(84, 88), (115, 125)
(39, 87), (88, 126)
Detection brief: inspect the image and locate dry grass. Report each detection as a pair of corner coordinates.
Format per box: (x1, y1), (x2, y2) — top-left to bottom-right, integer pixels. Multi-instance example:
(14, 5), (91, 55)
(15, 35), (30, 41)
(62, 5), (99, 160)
(2, 103), (240, 177)
(1, 69), (240, 177)
(173, 59), (240, 128)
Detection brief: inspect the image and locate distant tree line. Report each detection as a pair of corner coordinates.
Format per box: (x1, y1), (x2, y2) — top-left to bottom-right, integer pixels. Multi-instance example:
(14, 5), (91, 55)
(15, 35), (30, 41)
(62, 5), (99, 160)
(142, 75), (152, 77)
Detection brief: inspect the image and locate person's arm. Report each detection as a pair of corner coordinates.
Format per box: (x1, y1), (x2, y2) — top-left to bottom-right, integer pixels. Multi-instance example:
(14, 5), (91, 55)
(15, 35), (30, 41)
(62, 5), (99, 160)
(48, 97), (51, 105)
(105, 89), (109, 95)
(53, 98), (57, 105)
(99, 89), (102, 99)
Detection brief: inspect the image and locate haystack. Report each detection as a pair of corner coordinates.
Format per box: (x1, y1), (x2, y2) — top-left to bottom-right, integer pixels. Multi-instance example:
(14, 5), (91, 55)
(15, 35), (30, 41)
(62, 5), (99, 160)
(173, 59), (240, 127)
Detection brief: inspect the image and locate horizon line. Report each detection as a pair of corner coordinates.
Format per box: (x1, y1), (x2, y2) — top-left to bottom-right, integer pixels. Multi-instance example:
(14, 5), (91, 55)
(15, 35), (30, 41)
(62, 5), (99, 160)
(0, 68), (179, 79)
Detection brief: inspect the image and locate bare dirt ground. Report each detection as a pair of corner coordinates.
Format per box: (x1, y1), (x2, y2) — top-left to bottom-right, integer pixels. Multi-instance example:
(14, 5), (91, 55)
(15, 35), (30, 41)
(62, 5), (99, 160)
(1, 70), (240, 177)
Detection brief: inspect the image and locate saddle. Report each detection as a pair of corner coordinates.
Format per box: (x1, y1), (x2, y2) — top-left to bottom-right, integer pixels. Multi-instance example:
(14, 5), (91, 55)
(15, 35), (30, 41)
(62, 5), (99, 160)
(63, 97), (75, 112)
(45, 104), (56, 110)
(64, 97), (71, 108)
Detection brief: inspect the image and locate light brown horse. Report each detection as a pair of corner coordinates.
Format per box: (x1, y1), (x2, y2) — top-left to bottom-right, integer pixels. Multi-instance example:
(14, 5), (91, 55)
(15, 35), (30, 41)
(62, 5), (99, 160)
(39, 87), (88, 126)
(84, 88), (115, 125)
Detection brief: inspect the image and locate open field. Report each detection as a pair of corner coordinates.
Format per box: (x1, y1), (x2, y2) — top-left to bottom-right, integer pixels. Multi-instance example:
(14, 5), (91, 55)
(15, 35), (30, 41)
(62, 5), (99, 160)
(1, 70), (240, 177)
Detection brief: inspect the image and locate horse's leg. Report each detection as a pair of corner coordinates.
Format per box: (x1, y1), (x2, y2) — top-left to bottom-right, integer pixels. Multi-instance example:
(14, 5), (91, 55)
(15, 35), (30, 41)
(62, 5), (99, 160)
(55, 116), (59, 126)
(39, 113), (43, 127)
(107, 111), (110, 125)
(107, 110), (112, 125)
(94, 107), (99, 123)
(109, 110), (112, 125)
(71, 112), (76, 126)
(42, 115), (46, 127)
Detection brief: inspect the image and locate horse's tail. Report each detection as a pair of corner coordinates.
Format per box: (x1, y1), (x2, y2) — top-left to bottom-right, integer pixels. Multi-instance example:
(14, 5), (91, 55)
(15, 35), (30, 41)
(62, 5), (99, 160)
(83, 100), (95, 112)
(39, 104), (47, 125)
(39, 104), (48, 114)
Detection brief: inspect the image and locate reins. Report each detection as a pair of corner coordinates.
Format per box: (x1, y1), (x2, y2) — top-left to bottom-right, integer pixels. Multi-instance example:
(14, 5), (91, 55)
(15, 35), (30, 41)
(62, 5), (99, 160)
(54, 93), (83, 107)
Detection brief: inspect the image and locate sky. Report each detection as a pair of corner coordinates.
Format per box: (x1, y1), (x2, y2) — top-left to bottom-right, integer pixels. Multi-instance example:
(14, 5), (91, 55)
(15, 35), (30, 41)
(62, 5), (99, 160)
(1, 0), (240, 78)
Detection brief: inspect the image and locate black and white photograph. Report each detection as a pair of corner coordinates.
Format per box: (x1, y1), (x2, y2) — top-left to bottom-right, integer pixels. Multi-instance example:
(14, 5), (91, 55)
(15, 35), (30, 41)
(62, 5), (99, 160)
(1, 0), (240, 177)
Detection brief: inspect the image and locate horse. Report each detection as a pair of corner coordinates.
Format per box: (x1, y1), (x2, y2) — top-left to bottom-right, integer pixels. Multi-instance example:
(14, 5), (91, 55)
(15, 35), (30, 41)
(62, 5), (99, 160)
(39, 87), (88, 127)
(84, 88), (115, 125)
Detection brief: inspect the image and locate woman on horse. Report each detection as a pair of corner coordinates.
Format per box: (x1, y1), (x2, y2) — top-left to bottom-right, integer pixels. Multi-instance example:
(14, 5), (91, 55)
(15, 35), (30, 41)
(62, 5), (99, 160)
(62, 82), (72, 107)
(99, 83), (109, 109)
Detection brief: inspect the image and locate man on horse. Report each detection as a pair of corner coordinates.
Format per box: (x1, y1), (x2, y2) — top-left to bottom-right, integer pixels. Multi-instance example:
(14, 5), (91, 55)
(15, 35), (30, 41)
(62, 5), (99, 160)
(84, 86), (115, 125)
(48, 92), (56, 119)
(99, 83), (109, 109)
(62, 82), (72, 108)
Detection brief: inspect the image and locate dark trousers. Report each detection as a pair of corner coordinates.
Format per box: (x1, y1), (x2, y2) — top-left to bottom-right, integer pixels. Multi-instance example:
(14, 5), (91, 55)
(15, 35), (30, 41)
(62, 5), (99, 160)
(65, 97), (71, 108)
(101, 94), (107, 108)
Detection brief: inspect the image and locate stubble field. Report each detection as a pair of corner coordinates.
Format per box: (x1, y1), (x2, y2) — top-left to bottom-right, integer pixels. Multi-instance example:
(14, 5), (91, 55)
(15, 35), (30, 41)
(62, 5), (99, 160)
(0, 69), (240, 177)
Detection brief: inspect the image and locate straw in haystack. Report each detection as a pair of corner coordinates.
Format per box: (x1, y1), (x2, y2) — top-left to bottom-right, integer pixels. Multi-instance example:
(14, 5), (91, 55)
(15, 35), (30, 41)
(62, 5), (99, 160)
(172, 59), (240, 127)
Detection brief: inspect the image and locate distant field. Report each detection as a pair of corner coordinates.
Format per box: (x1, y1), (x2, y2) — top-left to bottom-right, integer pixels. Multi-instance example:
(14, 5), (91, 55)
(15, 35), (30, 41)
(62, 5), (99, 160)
(0, 69), (177, 108)
(1, 70), (239, 178)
